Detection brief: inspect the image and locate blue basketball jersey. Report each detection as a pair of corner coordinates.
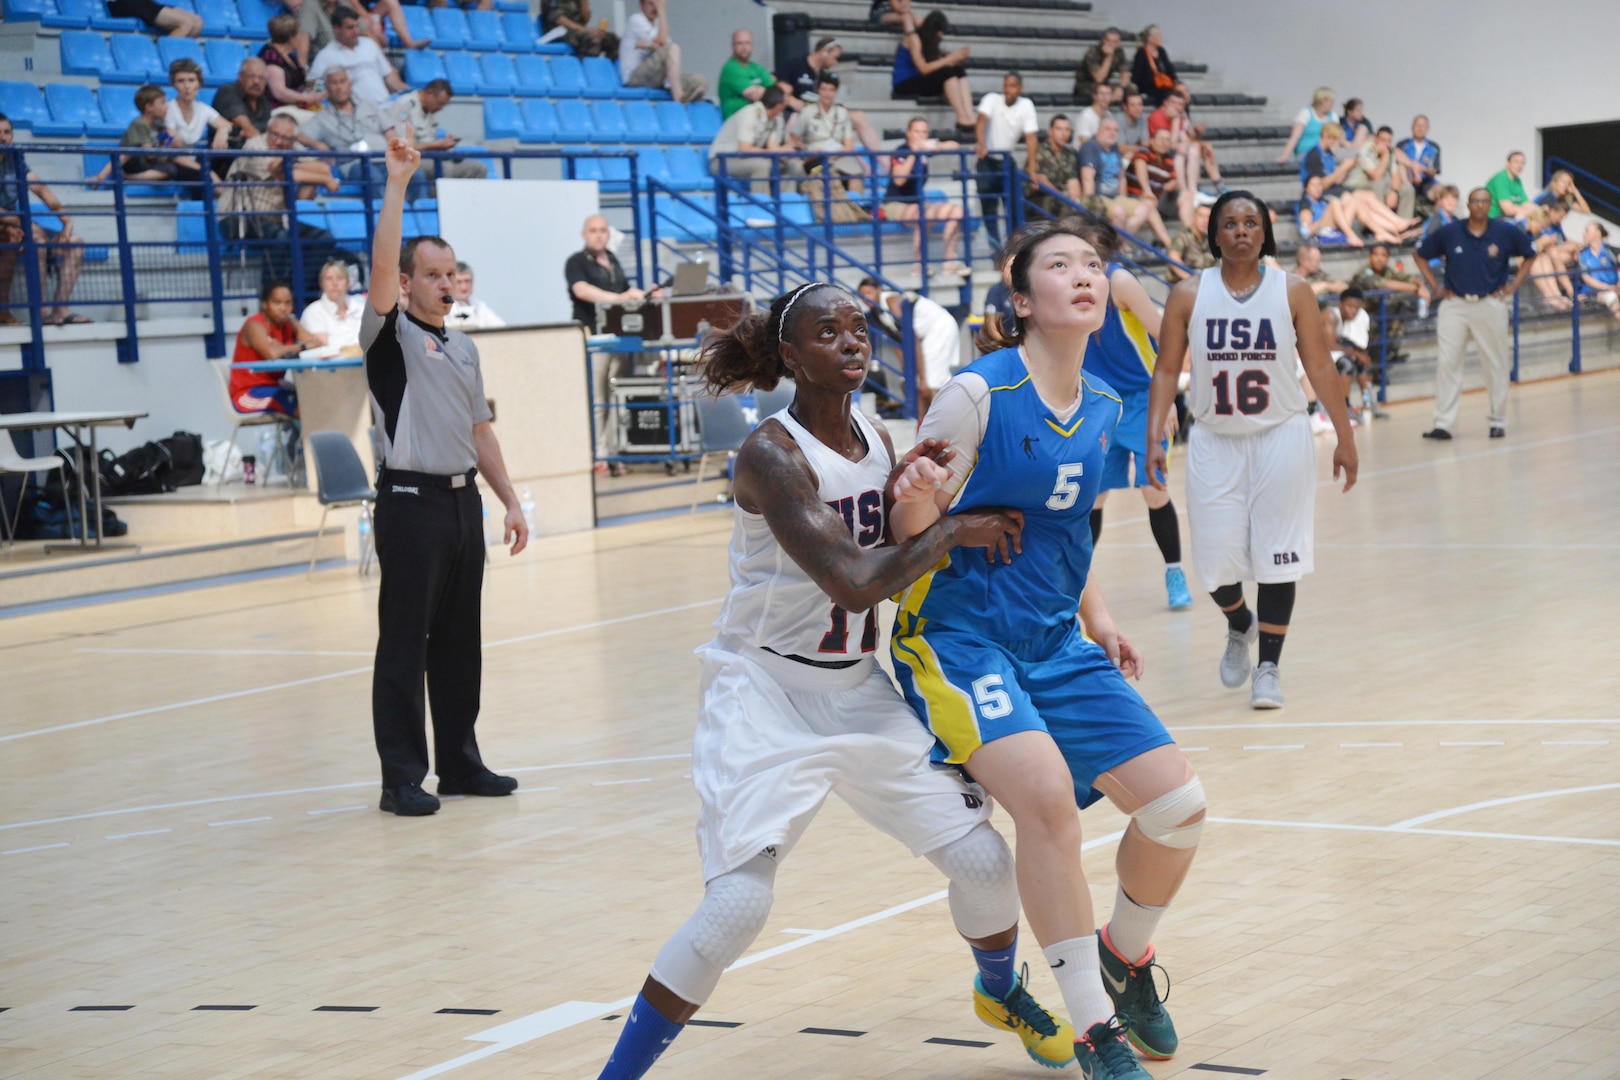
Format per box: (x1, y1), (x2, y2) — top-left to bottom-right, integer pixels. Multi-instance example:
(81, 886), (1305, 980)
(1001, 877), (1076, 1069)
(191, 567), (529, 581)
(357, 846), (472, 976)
(1082, 263), (1158, 394)
(894, 347), (1122, 643)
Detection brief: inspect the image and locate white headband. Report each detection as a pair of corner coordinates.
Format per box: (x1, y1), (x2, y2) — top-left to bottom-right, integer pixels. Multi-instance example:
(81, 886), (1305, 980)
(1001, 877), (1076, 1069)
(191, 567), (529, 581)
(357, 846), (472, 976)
(777, 282), (826, 343)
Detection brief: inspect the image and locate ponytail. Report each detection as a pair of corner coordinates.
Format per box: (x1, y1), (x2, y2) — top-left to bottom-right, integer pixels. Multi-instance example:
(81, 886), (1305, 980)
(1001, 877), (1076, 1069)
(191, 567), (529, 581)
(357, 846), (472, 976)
(700, 282), (831, 394)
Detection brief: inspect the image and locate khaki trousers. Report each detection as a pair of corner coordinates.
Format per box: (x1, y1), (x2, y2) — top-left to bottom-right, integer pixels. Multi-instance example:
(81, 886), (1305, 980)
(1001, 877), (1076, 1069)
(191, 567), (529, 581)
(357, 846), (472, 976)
(1433, 294), (1512, 431)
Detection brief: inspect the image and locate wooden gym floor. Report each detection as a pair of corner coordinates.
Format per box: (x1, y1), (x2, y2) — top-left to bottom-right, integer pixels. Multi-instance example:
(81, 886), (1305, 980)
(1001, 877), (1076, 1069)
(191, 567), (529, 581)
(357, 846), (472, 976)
(2, 369), (1618, 1080)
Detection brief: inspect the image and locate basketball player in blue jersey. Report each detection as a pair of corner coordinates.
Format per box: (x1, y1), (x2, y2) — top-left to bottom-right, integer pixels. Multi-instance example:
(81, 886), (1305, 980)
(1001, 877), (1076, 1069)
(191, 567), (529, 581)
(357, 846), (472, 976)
(1071, 220), (1193, 610)
(1146, 192), (1357, 708)
(891, 221), (1206, 1080)
(596, 283), (1077, 1079)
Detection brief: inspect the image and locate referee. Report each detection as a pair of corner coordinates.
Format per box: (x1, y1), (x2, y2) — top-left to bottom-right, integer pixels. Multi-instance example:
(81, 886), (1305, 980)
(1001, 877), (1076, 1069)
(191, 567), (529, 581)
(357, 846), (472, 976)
(1414, 186), (1536, 441)
(363, 136), (530, 816)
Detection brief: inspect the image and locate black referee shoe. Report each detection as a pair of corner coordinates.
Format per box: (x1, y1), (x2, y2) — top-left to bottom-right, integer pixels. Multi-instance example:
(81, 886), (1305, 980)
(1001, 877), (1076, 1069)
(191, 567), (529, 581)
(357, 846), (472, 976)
(380, 784), (440, 816)
(1489, 426), (1506, 439)
(437, 771), (519, 797)
(1421, 428), (1452, 441)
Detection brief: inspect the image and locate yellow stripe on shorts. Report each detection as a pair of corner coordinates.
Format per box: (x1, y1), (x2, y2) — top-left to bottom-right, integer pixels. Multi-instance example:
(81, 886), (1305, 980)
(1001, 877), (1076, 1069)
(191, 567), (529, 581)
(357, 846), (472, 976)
(892, 613), (981, 765)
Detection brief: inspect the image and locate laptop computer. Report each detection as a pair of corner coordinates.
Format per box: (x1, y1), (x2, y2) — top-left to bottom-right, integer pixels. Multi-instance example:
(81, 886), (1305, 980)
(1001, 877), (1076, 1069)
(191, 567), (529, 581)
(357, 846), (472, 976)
(669, 260), (710, 297)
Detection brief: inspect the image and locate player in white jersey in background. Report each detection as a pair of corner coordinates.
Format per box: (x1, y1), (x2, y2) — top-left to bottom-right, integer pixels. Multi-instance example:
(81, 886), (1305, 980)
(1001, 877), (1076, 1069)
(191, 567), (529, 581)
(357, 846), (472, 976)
(595, 282), (1076, 1079)
(1147, 192), (1358, 708)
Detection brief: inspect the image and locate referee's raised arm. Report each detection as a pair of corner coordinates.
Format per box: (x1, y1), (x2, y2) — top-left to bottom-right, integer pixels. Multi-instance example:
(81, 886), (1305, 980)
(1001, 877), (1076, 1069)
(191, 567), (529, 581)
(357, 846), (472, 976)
(369, 136), (418, 316)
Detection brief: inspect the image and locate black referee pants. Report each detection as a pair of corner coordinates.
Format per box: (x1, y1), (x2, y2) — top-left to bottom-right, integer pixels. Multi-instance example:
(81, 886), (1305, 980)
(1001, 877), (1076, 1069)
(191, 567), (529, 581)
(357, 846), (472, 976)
(371, 469), (488, 790)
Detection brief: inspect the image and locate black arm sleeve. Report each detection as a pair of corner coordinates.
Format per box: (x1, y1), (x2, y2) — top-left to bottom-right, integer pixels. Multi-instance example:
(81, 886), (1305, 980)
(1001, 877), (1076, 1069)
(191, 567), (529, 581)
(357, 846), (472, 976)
(364, 308), (407, 446)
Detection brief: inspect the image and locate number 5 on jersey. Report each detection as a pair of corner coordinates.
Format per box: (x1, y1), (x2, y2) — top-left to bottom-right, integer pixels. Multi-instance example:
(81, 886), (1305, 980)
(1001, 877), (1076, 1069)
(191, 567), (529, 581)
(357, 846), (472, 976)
(1047, 463), (1085, 510)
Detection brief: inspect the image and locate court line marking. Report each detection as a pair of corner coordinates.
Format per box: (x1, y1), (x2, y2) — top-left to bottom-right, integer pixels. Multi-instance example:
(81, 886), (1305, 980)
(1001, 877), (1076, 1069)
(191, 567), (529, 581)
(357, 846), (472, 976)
(1319, 423), (1620, 485)
(1389, 782), (1620, 829)
(2, 600), (723, 745)
(1340, 742), (1403, 748)
(306, 806), (367, 816)
(589, 778), (652, 787)
(1542, 740), (1609, 746)
(0, 753), (691, 833)
(1242, 744), (1303, 750)
(76, 647), (373, 657)
(2, 842), (70, 855)
(207, 817), (272, 828)
(1169, 718), (1620, 732)
(1213, 817), (1620, 849)
(400, 832), (1128, 1079)
(1438, 740), (1505, 747)
(105, 828), (172, 840)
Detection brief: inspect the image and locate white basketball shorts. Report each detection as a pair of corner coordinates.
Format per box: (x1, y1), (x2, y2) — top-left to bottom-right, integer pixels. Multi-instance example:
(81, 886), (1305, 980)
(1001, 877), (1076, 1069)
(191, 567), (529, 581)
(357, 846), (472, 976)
(690, 638), (992, 883)
(1184, 411), (1317, 591)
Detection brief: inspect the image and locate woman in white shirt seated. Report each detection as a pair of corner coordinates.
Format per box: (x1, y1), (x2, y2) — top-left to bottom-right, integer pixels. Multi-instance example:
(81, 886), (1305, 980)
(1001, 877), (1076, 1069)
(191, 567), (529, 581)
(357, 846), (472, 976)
(299, 259), (366, 354)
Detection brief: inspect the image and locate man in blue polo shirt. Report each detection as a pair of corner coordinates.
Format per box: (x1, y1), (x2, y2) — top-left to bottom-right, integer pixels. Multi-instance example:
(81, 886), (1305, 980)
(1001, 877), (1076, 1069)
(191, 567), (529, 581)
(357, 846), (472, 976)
(1414, 187), (1536, 440)
(1395, 114), (1441, 208)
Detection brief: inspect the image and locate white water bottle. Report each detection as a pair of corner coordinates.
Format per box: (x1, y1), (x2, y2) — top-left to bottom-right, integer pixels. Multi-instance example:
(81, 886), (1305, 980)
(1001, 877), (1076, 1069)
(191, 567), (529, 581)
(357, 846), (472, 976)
(1417, 296), (1429, 319)
(520, 487), (536, 536)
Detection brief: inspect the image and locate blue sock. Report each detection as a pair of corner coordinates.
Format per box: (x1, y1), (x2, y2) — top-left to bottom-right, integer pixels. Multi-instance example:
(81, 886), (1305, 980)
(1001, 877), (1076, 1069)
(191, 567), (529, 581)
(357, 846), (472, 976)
(599, 994), (684, 1080)
(972, 936), (1019, 1001)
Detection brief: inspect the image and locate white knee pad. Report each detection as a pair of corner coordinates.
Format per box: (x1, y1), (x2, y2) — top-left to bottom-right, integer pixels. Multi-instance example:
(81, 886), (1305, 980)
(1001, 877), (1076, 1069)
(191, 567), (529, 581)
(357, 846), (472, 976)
(925, 822), (1020, 941)
(1130, 777), (1206, 850)
(649, 856), (776, 1007)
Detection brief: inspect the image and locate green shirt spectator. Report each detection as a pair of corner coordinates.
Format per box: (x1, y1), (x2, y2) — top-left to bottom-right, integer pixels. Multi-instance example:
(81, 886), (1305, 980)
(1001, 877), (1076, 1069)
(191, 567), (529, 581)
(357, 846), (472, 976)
(718, 28), (774, 118)
(1484, 151), (1529, 219)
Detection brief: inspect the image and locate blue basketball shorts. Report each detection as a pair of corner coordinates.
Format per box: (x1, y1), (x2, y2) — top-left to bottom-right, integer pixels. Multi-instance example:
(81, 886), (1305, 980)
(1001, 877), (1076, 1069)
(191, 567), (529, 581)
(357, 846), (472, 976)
(891, 616), (1174, 809)
(1100, 388), (1167, 491)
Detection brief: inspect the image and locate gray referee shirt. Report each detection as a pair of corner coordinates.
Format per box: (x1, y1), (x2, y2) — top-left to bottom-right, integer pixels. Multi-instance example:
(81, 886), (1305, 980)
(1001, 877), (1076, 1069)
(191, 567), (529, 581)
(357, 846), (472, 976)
(362, 303), (493, 475)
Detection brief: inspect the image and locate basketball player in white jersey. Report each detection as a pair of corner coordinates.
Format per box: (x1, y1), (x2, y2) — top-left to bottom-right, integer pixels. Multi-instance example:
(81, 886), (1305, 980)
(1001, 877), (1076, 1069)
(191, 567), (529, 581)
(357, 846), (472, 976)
(1146, 192), (1358, 708)
(596, 283), (1077, 1079)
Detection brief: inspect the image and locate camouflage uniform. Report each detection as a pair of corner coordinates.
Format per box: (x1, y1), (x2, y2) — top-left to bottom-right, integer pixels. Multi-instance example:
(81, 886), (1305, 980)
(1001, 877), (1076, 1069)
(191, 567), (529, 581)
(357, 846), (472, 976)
(543, 0), (618, 59)
(1350, 261), (1423, 358)
(1169, 227), (1216, 276)
(1029, 140), (1079, 218)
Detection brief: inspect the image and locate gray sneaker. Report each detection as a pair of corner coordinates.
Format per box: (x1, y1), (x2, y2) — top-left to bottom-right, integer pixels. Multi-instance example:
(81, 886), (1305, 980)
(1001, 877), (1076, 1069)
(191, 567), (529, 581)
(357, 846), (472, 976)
(1220, 619), (1257, 688)
(1251, 662), (1284, 709)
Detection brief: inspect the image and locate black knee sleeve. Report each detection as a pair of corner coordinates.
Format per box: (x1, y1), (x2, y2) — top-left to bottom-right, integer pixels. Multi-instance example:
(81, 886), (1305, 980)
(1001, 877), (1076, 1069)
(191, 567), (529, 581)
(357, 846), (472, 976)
(1147, 500), (1181, 564)
(1210, 583), (1244, 609)
(1256, 581), (1296, 627)
(1089, 507), (1103, 547)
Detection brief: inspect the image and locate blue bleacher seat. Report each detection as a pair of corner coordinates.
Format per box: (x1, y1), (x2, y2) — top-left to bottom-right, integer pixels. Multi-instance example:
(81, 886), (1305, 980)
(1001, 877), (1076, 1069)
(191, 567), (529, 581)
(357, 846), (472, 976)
(4, 0), (50, 20)
(0, 83), (49, 132)
(399, 208), (424, 238)
(589, 100), (627, 141)
(60, 30), (118, 80)
(580, 56), (618, 99)
(322, 197), (368, 249)
(635, 145), (670, 187)
(518, 99), (556, 143)
(687, 101), (721, 142)
(40, 0), (91, 29)
(194, 0), (241, 37)
(513, 54), (549, 96)
(478, 54), (516, 96)
(464, 8), (501, 50)
(87, 0), (143, 32)
(482, 96), (521, 139)
(498, 10), (535, 52)
(546, 55), (586, 97)
(204, 39), (249, 82)
(664, 145), (708, 191)
(403, 50), (448, 89)
(653, 99), (691, 142)
(292, 198), (328, 233)
(400, 4), (434, 46)
(155, 37), (207, 84)
(671, 195), (717, 242)
(441, 51), (482, 96)
(39, 83), (99, 137)
(493, 0), (525, 11)
(534, 41), (569, 55)
(97, 84), (138, 135)
(776, 192), (814, 227)
(176, 207), (225, 254)
(574, 152), (631, 192)
(428, 7), (468, 50)
(413, 197), (438, 234)
(234, 0), (276, 38)
(553, 98), (591, 142)
(621, 99), (659, 144)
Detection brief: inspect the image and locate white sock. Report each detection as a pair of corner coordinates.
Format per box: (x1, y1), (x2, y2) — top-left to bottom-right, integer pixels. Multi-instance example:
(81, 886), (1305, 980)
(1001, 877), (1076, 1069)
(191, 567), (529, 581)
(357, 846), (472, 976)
(1165, 561), (1182, 571)
(1105, 884), (1165, 966)
(1043, 935), (1113, 1033)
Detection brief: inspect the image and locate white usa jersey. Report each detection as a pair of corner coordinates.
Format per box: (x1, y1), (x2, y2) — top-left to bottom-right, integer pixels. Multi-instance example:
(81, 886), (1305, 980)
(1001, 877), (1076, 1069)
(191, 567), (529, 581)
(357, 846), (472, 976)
(712, 406), (892, 660)
(1186, 266), (1306, 435)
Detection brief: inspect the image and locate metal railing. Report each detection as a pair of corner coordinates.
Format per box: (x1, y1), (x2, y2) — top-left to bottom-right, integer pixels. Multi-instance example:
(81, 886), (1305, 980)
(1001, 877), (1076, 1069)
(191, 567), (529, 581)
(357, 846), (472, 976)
(1544, 157), (1620, 221)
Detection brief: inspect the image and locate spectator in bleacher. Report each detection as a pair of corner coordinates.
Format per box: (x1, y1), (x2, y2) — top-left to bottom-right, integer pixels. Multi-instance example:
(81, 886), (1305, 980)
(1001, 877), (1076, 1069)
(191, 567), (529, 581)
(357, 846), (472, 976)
(1276, 86), (1337, 164)
(1420, 184), (1459, 277)
(106, 0), (202, 37)
(99, 84), (202, 185)
(166, 59), (233, 174)
(1344, 126), (1414, 220)
(788, 74), (865, 193)
(1126, 125), (1181, 248)
(1130, 24), (1177, 107)
(309, 7), (408, 108)
(975, 72), (1038, 247)
(856, 277), (959, 418)
(708, 86), (799, 192)
(1577, 223), (1620, 325)
(1168, 201), (1215, 280)
(718, 29), (773, 119)
(360, 0), (433, 49)
(1303, 123), (1416, 245)
(1073, 84), (1114, 144)
(295, 67), (393, 195)
(1079, 117), (1151, 237)
(1073, 26), (1126, 106)
(1292, 240), (1348, 300)
(220, 114), (340, 241)
(1536, 169), (1591, 215)
(1165, 82), (1223, 194)
(214, 58), (275, 144)
(543, 0), (617, 61)
(778, 38), (882, 155)
(883, 117), (967, 277)
(0, 114), (88, 325)
(1485, 151), (1532, 220)
(1029, 113), (1079, 218)
(1322, 287), (1388, 419)
(230, 280), (328, 416)
(1521, 203), (1576, 311)
(1297, 173), (1356, 247)
(260, 15), (325, 110)
(891, 9), (975, 135)
(396, 80), (489, 186)
(1114, 90), (1149, 157)
(300, 258), (366, 352)
(868, 0), (911, 28)
(288, 0), (333, 60)
(1395, 114), (1441, 210)
(619, 0), (705, 105)
(1350, 242), (1427, 362)
(447, 262), (506, 329)
(1339, 97), (1372, 149)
